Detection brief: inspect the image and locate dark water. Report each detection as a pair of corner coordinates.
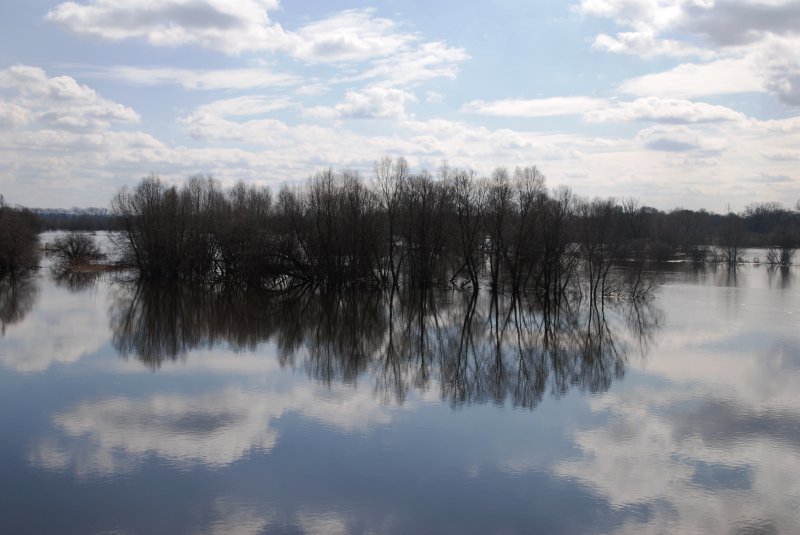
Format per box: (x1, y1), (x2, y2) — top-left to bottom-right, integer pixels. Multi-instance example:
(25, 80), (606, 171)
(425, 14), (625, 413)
(1, 247), (799, 534)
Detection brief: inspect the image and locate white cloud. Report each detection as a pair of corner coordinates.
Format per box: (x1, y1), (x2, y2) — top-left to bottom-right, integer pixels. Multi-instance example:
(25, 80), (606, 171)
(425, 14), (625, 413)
(0, 65), (139, 131)
(196, 95), (295, 117)
(636, 124), (727, 152)
(575, 0), (697, 31)
(592, 30), (714, 58)
(619, 57), (764, 98)
(46, 2), (442, 69)
(46, 0), (294, 55)
(756, 35), (800, 105)
(426, 91), (445, 104)
(585, 97), (747, 123)
(47, 3), (469, 92)
(357, 41), (470, 87)
(618, 37), (800, 105)
(101, 66), (300, 90)
(580, 0), (800, 105)
(462, 96), (608, 117)
(682, 0), (800, 46)
(292, 8), (414, 64)
(576, 0), (706, 57)
(0, 100), (30, 128)
(304, 87), (417, 120)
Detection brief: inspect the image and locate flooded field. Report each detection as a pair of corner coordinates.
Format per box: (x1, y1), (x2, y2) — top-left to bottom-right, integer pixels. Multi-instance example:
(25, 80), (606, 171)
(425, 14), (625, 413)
(1, 245), (798, 534)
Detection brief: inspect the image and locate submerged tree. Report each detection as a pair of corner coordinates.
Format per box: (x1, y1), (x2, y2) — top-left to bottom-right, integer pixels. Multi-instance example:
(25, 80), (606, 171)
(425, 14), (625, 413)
(112, 157), (792, 297)
(0, 198), (40, 278)
(48, 232), (105, 270)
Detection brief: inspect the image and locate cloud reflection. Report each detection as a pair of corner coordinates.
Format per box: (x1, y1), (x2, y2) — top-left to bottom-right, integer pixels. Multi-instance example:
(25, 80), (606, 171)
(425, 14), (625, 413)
(0, 276), (109, 373)
(552, 339), (800, 534)
(31, 383), (394, 477)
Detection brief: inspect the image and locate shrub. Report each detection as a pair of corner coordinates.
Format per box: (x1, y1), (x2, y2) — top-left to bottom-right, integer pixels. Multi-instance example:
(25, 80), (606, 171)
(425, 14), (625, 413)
(48, 232), (105, 268)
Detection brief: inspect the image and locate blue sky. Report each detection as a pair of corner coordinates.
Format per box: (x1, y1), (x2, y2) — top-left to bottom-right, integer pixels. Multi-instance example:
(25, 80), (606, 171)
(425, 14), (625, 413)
(0, 0), (798, 210)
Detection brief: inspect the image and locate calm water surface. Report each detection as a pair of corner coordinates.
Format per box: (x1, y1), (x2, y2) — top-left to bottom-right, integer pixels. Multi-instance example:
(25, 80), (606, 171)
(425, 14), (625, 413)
(1, 243), (799, 534)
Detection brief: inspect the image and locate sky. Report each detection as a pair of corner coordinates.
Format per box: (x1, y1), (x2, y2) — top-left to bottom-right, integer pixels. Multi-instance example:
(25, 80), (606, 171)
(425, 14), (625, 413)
(0, 0), (798, 211)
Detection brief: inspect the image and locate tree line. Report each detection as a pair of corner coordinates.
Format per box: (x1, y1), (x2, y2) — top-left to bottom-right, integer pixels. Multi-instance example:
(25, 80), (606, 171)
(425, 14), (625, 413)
(109, 160), (656, 300)
(1, 158), (797, 286)
(32, 206), (122, 232)
(0, 195), (40, 279)
(109, 157), (798, 295)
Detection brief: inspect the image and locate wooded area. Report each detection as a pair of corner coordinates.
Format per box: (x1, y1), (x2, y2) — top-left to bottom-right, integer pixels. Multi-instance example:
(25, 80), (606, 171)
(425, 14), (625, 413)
(106, 158), (799, 295)
(1, 159), (798, 293)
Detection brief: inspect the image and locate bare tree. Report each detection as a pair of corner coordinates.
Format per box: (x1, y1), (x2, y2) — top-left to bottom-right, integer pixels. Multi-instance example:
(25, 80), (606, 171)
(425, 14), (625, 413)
(48, 232), (105, 270)
(448, 166), (485, 289)
(0, 203), (40, 278)
(373, 156), (409, 289)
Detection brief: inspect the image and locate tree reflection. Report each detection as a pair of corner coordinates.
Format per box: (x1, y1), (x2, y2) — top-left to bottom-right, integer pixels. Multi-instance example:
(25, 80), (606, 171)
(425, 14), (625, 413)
(110, 283), (276, 368)
(50, 265), (102, 292)
(0, 275), (38, 336)
(766, 266), (792, 290)
(110, 283), (662, 406)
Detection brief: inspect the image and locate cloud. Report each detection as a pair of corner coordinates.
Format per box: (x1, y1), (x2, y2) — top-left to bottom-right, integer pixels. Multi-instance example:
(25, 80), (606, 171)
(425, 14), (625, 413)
(580, 0), (800, 105)
(592, 29), (713, 58)
(575, 0), (705, 58)
(292, 8), (415, 64)
(47, 3), (469, 93)
(46, 0), (293, 55)
(617, 37), (800, 105)
(195, 95), (295, 117)
(636, 124), (724, 152)
(757, 35), (800, 105)
(0, 100), (30, 128)
(0, 65), (139, 131)
(761, 148), (800, 161)
(100, 66), (300, 90)
(304, 87), (417, 120)
(683, 0), (800, 46)
(462, 97), (608, 117)
(575, 0), (689, 30)
(357, 41), (470, 87)
(585, 97), (747, 123)
(619, 57), (764, 98)
(46, 2), (440, 68)
(426, 91), (445, 104)
(752, 172), (792, 184)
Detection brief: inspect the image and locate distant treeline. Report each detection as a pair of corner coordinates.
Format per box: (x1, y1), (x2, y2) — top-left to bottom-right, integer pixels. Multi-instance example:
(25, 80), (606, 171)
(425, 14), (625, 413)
(31, 207), (123, 231)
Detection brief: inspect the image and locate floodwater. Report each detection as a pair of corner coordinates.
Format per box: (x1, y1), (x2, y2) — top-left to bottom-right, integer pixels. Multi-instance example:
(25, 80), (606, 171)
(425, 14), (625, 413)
(1, 241), (798, 534)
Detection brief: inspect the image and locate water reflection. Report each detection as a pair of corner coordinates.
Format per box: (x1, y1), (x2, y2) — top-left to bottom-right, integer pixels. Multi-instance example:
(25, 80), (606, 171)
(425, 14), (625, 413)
(110, 283), (662, 408)
(766, 266), (792, 290)
(50, 264), (102, 292)
(30, 382), (396, 476)
(8, 264), (800, 534)
(0, 275), (38, 335)
(0, 276), (112, 374)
